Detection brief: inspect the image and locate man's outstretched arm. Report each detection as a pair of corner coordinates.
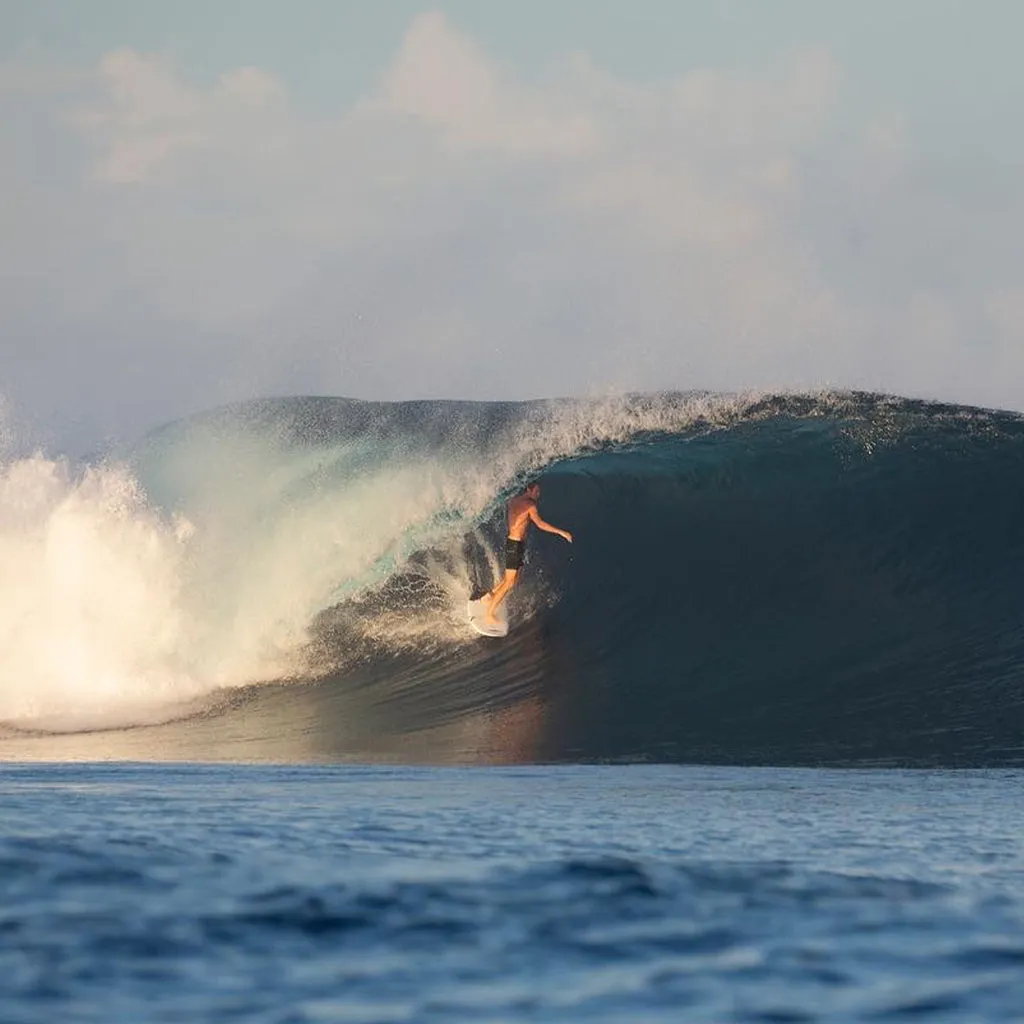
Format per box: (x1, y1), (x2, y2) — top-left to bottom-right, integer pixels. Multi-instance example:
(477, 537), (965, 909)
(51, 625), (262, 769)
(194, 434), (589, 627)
(529, 506), (573, 543)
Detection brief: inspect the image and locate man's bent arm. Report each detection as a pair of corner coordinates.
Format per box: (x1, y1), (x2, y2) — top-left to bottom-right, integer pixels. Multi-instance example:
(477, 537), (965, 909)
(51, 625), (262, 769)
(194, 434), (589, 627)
(529, 507), (573, 542)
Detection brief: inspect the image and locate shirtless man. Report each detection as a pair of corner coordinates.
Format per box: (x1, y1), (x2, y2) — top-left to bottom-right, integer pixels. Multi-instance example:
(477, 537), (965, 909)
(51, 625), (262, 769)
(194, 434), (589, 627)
(484, 481), (572, 624)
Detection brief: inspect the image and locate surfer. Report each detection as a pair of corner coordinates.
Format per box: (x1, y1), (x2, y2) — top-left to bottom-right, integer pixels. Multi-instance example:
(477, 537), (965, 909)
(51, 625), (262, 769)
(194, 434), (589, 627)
(484, 481), (572, 624)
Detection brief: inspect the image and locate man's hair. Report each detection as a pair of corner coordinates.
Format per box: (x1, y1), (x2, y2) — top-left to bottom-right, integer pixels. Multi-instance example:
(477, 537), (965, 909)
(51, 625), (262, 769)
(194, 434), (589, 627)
(523, 480), (540, 493)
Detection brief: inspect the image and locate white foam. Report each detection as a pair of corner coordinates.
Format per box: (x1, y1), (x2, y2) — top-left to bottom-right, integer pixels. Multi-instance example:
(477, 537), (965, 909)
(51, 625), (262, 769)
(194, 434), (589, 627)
(0, 456), (197, 726)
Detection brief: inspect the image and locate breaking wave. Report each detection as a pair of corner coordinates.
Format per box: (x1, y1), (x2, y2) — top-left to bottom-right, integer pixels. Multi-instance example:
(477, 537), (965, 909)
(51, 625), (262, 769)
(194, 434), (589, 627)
(2, 391), (1023, 765)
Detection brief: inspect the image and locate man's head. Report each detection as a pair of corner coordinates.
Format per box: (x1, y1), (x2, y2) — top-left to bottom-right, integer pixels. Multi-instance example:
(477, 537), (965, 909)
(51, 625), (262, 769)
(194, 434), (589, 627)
(524, 481), (541, 500)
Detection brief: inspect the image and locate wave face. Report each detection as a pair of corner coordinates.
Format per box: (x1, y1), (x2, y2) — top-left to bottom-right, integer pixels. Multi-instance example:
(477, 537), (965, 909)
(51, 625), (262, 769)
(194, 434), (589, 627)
(2, 392), (1024, 766)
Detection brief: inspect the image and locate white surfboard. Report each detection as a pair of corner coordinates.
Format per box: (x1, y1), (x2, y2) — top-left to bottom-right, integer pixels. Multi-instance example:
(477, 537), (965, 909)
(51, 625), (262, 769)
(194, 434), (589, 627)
(467, 598), (509, 638)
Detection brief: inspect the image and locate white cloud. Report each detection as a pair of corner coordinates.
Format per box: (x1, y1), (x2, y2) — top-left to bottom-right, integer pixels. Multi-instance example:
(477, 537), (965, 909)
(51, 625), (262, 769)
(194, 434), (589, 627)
(72, 50), (291, 184)
(376, 11), (600, 160)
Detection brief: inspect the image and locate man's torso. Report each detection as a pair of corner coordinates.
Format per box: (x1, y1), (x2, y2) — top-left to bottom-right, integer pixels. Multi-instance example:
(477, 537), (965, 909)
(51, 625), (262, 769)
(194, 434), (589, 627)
(506, 496), (536, 541)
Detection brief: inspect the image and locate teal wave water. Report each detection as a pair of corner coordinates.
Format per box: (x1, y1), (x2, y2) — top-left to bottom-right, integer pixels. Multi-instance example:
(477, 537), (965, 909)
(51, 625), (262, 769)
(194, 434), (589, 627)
(1, 391), (1023, 765)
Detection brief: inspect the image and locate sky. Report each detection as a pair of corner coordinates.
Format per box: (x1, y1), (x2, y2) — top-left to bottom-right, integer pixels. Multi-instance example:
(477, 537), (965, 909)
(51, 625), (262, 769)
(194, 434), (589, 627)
(3, 0), (1024, 450)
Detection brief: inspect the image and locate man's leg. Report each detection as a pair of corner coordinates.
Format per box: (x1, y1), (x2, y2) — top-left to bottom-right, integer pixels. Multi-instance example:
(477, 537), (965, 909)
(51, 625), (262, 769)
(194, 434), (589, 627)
(485, 569), (518, 623)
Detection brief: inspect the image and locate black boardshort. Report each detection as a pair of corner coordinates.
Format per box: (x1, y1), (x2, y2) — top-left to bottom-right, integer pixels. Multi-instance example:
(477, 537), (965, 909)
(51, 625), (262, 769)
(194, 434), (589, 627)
(504, 538), (526, 572)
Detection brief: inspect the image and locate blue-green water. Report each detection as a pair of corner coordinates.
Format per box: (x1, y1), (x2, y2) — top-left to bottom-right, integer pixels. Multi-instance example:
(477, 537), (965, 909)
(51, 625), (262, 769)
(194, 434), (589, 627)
(2, 764), (1022, 1022)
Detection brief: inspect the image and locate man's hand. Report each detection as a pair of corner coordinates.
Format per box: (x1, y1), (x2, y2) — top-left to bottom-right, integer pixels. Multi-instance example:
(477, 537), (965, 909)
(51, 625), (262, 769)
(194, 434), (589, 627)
(561, 530), (573, 544)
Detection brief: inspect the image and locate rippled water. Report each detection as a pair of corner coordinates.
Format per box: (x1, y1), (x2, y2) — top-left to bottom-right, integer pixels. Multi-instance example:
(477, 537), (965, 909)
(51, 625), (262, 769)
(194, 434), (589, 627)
(2, 764), (1022, 1022)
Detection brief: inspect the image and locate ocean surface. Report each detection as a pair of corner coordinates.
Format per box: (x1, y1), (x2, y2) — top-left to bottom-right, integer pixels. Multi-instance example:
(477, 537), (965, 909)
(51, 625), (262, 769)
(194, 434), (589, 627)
(2, 390), (1024, 1018)
(2, 763), (1023, 1022)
